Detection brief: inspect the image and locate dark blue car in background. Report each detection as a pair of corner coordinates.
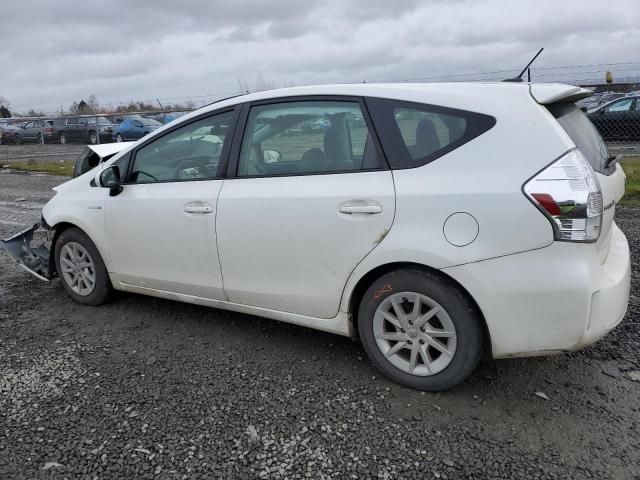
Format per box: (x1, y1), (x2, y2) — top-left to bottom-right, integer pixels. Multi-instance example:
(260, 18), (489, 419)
(113, 116), (162, 142)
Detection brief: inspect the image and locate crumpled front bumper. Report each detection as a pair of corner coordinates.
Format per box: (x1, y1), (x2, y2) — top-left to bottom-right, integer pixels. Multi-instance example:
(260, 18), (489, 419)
(0, 222), (54, 281)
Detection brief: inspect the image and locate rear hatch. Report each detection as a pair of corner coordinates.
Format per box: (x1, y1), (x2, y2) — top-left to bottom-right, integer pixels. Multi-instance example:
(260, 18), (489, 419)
(540, 95), (626, 261)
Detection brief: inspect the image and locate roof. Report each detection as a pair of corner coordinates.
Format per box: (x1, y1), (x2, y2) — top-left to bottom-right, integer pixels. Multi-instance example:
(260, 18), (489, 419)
(180, 82), (591, 122)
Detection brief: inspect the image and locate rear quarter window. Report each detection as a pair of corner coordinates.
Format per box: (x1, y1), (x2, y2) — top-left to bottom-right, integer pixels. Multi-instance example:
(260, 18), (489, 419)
(546, 102), (611, 174)
(365, 98), (496, 169)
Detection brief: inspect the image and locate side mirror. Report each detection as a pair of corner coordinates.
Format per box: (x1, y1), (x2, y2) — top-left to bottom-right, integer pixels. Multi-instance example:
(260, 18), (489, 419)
(262, 149), (282, 164)
(97, 165), (123, 197)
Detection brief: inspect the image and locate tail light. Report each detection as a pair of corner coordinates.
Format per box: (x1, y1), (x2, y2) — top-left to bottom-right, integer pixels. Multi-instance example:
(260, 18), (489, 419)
(44, 127), (54, 133)
(524, 149), (603, 242)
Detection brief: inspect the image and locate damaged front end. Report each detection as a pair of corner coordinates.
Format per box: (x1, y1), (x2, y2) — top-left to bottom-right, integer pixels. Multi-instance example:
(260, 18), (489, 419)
(0, 222), (55, 281)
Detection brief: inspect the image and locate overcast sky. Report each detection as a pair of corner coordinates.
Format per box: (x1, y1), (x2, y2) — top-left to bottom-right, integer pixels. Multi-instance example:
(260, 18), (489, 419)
(2, 0), (639, 113)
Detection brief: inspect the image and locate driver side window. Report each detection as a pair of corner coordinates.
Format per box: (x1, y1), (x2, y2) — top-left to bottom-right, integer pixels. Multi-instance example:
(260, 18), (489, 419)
(130, 110), (235, 183)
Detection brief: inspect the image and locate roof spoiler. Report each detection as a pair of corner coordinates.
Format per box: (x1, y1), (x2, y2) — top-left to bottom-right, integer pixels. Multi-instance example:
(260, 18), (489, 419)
(529, 84), (594, 105)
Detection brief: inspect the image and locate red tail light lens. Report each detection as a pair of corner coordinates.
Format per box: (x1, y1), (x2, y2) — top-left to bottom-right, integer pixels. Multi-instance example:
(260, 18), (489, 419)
(524, 149), (603, 243)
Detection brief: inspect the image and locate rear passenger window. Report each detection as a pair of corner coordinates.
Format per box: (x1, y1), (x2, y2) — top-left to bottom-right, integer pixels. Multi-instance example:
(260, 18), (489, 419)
(366, 98), (496, 169)
(237, 101), (382, 177)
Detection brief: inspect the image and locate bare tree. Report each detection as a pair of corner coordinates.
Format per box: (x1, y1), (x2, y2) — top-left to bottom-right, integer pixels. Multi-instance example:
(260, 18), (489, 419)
(237, 78), (250, 94)
(254, 74), (275, 92)
(88, 94), (99, 112)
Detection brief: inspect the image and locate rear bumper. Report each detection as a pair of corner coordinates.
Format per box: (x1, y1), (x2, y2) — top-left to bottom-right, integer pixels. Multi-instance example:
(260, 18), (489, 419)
(442, 223), (631, 358)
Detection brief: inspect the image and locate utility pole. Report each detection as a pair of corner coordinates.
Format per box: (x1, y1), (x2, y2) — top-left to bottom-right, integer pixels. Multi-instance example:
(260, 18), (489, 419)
(86, 102), (100, 145)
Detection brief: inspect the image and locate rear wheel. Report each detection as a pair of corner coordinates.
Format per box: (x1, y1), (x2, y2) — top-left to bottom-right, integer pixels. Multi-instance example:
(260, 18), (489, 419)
(358, 268), (484, 391)
(54, 228), (112, 306)
(89, 131), (97, 144)
(37, 133), (44, 144)
(59, 133), (67, 144)
(14, 134), (22, 145)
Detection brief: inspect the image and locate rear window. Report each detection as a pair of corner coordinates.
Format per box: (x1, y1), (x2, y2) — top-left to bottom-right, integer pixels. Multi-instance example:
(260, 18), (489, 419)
(546, 103), (611, 174)
(365, 98), (496, 169)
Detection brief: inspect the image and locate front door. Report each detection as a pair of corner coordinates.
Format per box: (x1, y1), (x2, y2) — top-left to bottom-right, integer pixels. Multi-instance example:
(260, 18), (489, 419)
(104, 108), (238, 299)
(217, 98), (395, 319)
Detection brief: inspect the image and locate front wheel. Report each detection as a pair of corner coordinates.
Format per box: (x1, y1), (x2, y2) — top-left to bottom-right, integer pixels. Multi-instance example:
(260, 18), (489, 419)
(54, 228), (113, 305)
(89, 131), (97, 144)
(115, 133), (124, 143)
(358, 268), (485, 391)
(14, 135), (22, 145)
(59, 133), (67, 144)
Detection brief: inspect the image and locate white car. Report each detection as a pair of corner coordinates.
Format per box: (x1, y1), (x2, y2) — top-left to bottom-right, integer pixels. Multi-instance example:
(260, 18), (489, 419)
(1, 83), (631, 391)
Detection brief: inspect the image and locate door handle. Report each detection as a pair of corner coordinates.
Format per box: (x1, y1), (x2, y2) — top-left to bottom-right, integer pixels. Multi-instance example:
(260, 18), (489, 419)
(339, 204), (382, 214)
(184, 204), (213, 214)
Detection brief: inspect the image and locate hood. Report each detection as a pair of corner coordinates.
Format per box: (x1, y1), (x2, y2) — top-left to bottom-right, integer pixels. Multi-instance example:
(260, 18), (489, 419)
(87, 142), (135, 158)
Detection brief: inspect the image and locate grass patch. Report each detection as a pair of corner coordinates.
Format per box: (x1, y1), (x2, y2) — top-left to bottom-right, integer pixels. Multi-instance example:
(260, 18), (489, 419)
(620, 156), (640, 207)
(6, 160), (74, 177)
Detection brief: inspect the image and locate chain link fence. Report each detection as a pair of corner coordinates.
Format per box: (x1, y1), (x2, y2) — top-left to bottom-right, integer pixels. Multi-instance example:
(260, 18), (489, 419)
(587, 99), (640, 157)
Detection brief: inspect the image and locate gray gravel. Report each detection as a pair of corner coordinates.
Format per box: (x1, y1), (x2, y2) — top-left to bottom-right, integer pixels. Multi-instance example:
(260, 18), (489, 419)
(0, 171), (639, 479)
(0, 143), (84, 166)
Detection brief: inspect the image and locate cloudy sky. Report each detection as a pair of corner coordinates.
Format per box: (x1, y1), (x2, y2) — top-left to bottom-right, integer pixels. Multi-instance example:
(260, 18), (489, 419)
(2, 0), (639, 113)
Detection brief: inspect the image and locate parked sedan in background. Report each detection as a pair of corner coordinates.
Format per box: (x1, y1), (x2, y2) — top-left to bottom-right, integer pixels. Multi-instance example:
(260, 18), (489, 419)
(0, 123), (22, 144)
(113, 117), (162, 142)
(13, 119), (56, 144)
(587, 95), (640, 141)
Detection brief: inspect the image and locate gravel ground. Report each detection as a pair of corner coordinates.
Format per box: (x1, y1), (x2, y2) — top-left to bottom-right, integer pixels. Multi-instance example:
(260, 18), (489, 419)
(0, 144), (85, 165)
(0, 171), (639, 480)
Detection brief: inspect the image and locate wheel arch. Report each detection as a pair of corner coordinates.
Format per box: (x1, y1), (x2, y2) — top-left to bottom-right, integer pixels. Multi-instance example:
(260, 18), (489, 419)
(48, 221), (108, 276)
(346, 261), (492, 355)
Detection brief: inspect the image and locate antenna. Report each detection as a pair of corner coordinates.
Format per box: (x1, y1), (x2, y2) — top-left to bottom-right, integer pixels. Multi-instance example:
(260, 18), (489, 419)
(503, 48), (544, 82)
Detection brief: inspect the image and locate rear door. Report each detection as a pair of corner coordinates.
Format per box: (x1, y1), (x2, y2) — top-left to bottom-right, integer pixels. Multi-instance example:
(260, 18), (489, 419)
(216, 97), (395, 319)
(65, 118), (80, 140)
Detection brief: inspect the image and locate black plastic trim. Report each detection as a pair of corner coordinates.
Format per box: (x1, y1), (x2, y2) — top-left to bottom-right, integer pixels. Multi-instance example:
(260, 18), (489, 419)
(364, 97), (496, 170)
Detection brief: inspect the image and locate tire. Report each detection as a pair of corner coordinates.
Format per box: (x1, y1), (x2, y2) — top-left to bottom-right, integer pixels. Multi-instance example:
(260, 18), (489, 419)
(59, 133), (67, 144)
(14, 134), (22, 145)
(358, 268), (484, 391)
(54, 227), (113, 306)
(37, 133), (43, 144)
(89, 131), (97, 144)
(115, 134), (124, 143)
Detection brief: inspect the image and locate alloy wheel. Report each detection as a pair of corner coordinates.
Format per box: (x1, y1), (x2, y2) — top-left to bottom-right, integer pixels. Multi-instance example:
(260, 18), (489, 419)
(373, 292), (457, 376)
(59, 242), (97, 296)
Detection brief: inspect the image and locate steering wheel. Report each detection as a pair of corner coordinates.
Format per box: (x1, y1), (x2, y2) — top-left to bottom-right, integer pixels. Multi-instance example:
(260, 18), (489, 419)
(135, 170), (159, 182)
